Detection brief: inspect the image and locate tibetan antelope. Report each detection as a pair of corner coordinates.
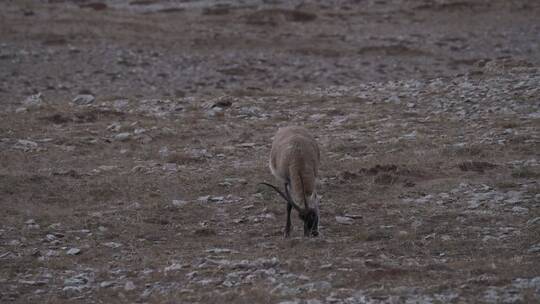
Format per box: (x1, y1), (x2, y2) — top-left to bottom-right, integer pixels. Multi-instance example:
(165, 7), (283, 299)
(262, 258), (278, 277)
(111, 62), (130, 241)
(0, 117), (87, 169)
(260, 126), (321, 237)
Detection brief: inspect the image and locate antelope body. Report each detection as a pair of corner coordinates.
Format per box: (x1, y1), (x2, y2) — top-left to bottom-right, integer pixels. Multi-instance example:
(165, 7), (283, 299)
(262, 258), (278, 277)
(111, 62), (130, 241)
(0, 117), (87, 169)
(261, 126), (321, 237)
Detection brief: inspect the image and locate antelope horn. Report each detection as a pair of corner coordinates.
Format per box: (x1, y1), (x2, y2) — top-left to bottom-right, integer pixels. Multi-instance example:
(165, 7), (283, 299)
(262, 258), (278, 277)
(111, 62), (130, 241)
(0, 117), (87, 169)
(258, 182), (302, 212)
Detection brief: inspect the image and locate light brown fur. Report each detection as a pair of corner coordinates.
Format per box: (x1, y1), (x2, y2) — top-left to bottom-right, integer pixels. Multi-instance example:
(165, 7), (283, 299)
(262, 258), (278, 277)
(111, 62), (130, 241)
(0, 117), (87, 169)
(269, 126), (320, 206)
(268, 126), (321, 237)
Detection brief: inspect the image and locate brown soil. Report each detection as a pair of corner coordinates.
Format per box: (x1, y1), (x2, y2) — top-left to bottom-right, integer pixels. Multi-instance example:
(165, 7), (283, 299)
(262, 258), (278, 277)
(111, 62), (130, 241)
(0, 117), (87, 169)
(1, 1), (539, 303)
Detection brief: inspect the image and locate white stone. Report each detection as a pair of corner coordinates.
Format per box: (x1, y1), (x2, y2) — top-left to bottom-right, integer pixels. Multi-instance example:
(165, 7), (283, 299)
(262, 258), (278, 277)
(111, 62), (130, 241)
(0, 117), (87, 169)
(72, 94), (95, 105)
(335, 216), (354, 225)
(124, 281), (136, 291)
(66, 248), (81, 255)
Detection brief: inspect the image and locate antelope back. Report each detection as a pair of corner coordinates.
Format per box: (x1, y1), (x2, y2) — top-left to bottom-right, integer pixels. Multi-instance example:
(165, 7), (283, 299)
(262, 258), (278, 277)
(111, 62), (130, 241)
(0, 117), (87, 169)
(269, 126), (320, 205)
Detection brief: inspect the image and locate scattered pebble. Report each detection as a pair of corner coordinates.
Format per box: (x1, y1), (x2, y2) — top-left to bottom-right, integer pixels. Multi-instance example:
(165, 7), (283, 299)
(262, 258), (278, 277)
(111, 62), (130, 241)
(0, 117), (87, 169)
(124, 281), (136, 291)
(164, 263), (184, 272)
(527, 217), (540, 226)
(66, 248), (81, 256)
(205, 248), (235, 254)
(172, 199), (188, 207)
(527, 244), (540, 253)
(14, 139), (38, 151)
(72, 94), (95, 105)
(114, 132), (131, 141)
(23, 93), (43, 107)
(99, 281), (115, 288)
(335, 216), (354, 225)
(102, 242), (122, 248)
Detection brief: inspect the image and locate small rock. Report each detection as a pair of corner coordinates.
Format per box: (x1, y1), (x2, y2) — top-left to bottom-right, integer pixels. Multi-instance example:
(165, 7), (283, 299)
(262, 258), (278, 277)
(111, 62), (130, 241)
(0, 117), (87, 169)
(206, 107), (223, 117)
(527, 112), (540, 119)
(258, 213), (275, 220)
(209, 196), (224, 202)
(66, 248), (81, 255)
(134, 128), (146, 135)
(386, 95), (401, 104)
(100, 281), (115, 288)
(222, 279), (235, 287)
(335, 216), (354, 225)
(142, 288), (153, 298)
(528, 244), (540, 253)
(197, 195), (210, 203)
(107, 122), (121, 132)
(527, 217), (540, 226)
(72, 94), (95, 105)
(27, 223), (40, 229)
(505, 191), (522, 204)
(319, 263), (333, 269)
(206, 248), (235, 254)
(64, 274), (90, 286)
(416, 195), (434, 204)
(201, 98), (231, 109)
(164, 263), (184, 272)
(114, 132), (131, 141)
(45, 234), (57, 242)
(439, 192), (450, 199)
(233, 218), (246, 224)
(186, 271), (198, 280)
(197, 278), (216, 286)
(124, 281), (136, 291)
(272, 283), (300, 296)
(172, 200), (188, 207)
(468, 199), (481, 209)
(102, 242), (122, 248)
(97, 165), (116, 171)
(162, 163), (177, 172)
(310, 114), (326, 121)
(113, 99), (129, 110)
(223, 177), (248, 185)
(398, 230), (409, 237)
(299, 281), (332, 292)
(45, 250), (60, 257)
(23, 93), (43, 107)
(402, 130), (417, 139)
(159, 146), (169, 158)
(511, 206), (529, 213)
(14, 139), (38, 151)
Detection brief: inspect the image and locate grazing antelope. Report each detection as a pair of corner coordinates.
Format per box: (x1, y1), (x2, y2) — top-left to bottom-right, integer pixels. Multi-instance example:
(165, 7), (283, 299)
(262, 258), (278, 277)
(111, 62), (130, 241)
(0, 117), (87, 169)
(260, 126), (321, 237)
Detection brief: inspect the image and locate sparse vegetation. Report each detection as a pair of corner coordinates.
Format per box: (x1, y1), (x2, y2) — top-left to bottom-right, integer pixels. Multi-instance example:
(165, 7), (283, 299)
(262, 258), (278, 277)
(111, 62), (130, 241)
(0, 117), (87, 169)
(1, 0), (539, 303)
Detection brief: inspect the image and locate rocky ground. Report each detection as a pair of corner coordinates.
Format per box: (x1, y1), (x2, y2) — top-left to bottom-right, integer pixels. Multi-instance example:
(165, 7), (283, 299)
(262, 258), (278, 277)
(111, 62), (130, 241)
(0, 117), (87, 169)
(1, 0), (539, 303)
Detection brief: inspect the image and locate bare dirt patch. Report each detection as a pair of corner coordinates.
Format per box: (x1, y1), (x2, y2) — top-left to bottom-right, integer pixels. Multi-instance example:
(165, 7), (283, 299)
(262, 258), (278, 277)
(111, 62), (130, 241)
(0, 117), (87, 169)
(1, 0), (539, 303)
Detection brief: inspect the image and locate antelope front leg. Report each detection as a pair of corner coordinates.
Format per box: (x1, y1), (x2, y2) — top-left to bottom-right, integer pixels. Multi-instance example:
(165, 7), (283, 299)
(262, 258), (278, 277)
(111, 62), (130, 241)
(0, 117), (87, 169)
(284, 202), (292, 238)
(284, 183), (292, 238)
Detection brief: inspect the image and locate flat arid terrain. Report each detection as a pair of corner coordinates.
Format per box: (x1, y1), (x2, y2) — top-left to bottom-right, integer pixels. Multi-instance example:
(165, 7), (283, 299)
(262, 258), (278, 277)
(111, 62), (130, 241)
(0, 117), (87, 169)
(1, 0), (539, 303)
